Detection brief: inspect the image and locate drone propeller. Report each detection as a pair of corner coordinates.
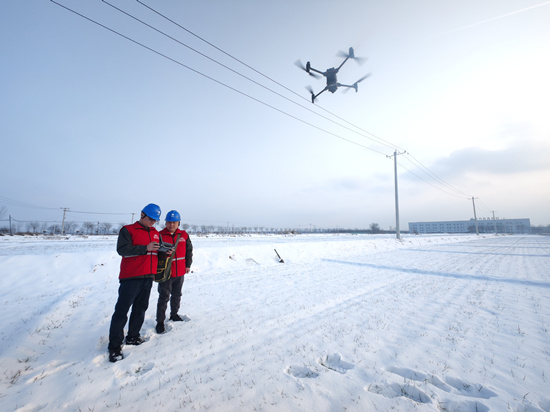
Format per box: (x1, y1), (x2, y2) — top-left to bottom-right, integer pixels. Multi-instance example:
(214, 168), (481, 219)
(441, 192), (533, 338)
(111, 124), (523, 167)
(295, 60), (320, 78)
(354, 73), (371, 84)
(342, 73), (371, 93)
(305, 85), (317, 101)
(336, 49), (367, 65)
(336, 50), (350, 59)
(353, 56), (367, 65)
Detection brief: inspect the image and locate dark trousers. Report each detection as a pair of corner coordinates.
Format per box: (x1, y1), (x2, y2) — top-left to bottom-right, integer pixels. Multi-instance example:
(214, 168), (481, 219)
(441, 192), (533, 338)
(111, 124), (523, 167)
(156, 276), (185, 323)
(108, 277), (153, 350)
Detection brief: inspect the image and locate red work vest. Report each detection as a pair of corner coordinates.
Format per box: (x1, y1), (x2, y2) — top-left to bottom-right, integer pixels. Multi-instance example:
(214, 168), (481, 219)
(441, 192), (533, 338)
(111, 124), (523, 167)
(119, 222), (160, 279)
(159, 228), (189, 278)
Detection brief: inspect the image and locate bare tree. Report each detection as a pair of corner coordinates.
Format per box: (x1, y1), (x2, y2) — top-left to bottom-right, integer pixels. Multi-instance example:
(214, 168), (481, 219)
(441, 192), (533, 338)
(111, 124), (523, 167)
(83, 221), (95, 235)
(64, 221), (77, 235)
(29, 221), (40, 233)
(369, 223), (381, 234)
(48, 224), (61, 235)
(100, 222), (113, 234)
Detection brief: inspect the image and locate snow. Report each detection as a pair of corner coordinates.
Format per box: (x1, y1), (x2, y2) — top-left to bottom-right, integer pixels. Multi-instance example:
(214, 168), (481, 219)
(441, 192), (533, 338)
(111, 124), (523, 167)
(1, 233), (549, 412)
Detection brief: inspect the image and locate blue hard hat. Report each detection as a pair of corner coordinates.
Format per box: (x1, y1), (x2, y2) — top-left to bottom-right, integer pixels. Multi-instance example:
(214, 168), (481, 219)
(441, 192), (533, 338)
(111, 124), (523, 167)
(141, 203), (161, 221)
(165, 210), (181, 222)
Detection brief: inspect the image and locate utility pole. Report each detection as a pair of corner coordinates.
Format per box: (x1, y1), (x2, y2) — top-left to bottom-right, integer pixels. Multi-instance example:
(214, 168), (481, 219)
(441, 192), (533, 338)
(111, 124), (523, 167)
(471, 197), (479, 235)
(131, 213), (135, 223)
(492, 210), (498, 234)
(60, 207), (69, 236)
(387, 150), (406, 240)
(9, 215), (12, 235)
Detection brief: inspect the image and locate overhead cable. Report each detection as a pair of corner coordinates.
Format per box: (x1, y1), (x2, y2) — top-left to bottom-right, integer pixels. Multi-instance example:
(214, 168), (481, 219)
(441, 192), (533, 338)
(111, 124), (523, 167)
(396, 162), (470, 200)
(51, 0), (387, 155)
(51, 0), (480, 206)
(103, 0), (396, 153)
(0, 195), (58, 210)
(135, 0), (405, 152)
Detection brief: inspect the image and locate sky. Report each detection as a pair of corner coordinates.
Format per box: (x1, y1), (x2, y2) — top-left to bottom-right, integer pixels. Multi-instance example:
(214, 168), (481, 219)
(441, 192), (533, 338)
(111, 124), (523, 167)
(1, 0), (549, 230)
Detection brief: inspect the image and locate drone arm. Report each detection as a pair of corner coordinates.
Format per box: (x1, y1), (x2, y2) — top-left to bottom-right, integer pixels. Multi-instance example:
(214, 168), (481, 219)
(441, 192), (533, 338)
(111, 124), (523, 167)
(308, 66), (325, 76)
(337, 83), (360, 93)
(335, 56), (350, 72)
(311, 87), (328, 103)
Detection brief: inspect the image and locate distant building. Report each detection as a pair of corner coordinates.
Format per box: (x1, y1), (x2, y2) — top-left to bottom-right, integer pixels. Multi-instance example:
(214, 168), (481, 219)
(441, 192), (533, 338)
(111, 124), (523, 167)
(408, 218), (531, 234)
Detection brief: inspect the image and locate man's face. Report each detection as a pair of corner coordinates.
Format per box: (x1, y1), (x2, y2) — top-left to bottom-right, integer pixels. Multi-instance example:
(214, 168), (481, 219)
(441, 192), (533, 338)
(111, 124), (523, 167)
(140, 214), (157, 228)
(165, 221), (180, 234)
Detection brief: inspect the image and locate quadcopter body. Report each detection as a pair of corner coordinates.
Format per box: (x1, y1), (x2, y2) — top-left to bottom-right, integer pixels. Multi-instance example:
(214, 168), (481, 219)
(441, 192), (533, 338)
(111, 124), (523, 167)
(297, 47), (370, 103)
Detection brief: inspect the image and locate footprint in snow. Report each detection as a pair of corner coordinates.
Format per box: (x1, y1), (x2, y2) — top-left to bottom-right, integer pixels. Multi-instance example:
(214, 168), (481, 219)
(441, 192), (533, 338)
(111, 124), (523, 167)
(444, 376), (497, 399)
(367, 366), (496, 408)
(385, 366), (453, 393)
(285, 365), (319, 379)
(133, 362), (154, 375)
(367, 381), (432, 404)
(113, 361), (155, 378)
(384, 366), (496, 399)
(317, 353), (354, 374)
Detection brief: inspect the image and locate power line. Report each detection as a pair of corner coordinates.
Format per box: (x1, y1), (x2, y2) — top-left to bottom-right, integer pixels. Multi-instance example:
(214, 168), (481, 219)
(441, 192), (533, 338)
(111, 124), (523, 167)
(134, 0), (405, 152)
(396, 162), (470, 200)
(401, 153), (472, 198)
(68, 210), (130, 215)
(1, 195), (132, 218)
(51, 0), (387, 156)
(50, 0), (486, 213)
(0, 195), (58, 210)
(397, 159), (496, 214)
(129, 1), (501, 207)
(476, 198), (494, 214)
(103, 0), (397, 153)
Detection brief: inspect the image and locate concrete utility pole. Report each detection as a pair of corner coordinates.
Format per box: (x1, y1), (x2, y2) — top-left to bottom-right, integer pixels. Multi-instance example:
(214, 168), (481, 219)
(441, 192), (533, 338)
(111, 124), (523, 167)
(471, 197), (479, 235)
(60, 207), (69, 236)
(387, 150), (407, 240)
(492, 210), (498, 234)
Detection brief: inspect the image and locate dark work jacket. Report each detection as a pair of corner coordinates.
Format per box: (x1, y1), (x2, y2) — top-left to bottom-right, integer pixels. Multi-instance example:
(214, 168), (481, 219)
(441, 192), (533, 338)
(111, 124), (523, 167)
(117, 221), (160, 280)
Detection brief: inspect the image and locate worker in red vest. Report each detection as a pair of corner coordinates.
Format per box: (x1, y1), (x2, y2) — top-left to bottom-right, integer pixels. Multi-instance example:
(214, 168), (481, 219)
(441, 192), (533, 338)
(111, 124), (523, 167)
(155, 209), (193, 334)
(108, 203), (161, 363)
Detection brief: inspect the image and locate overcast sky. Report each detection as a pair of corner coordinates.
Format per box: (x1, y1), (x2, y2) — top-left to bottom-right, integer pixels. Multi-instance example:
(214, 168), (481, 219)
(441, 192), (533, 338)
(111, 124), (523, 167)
(1, 0), (549, 230)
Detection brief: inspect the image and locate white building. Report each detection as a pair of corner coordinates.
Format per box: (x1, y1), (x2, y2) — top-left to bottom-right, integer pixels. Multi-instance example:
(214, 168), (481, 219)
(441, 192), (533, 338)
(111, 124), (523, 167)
(408, 218), (531, 234)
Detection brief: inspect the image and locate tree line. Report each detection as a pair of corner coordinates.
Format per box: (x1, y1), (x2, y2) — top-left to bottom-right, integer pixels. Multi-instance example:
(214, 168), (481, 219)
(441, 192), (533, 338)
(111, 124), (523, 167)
(0, 219), (389, 236)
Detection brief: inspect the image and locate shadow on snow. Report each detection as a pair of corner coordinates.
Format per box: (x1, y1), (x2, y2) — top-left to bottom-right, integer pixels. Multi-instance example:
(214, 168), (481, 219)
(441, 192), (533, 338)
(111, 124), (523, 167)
(322, 259), (550, 289)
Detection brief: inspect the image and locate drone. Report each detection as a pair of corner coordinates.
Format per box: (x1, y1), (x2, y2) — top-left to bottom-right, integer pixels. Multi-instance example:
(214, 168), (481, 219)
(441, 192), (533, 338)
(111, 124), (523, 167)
(296, 47), (370, 103)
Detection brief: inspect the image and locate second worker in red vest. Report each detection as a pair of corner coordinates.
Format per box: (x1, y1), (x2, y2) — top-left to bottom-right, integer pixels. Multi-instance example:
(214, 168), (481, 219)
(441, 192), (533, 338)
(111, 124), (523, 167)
(155, 209), (193, 334)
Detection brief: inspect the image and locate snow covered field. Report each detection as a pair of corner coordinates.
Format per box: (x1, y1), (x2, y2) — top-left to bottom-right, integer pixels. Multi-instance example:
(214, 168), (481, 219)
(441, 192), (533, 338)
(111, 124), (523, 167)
(0, 233), (549, 412)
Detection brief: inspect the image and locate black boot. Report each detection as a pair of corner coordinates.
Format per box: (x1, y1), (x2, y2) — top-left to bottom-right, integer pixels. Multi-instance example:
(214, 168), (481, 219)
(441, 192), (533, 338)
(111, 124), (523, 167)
(125, 336), (145, 345)
(109, 347), (124, 363)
